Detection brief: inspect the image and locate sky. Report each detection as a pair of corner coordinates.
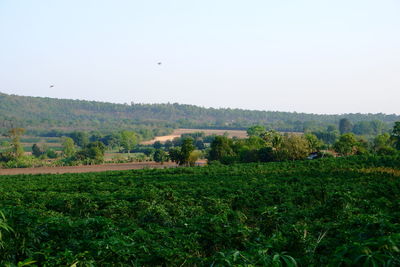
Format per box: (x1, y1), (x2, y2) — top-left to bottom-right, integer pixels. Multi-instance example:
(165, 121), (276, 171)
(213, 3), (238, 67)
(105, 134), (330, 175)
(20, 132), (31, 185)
(0, 0), (399, 115)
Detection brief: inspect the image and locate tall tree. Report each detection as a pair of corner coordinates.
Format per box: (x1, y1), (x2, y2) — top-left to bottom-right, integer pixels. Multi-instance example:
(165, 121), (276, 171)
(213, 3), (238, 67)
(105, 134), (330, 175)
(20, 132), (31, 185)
(391, 121), (400, 150)
(339, 118), (353, 134)
(32, 144), (44, 158)
(120, 131), (138, 153)
(180, 138), (195, 166)
(8, 128), (25, 159)
(334, 133), (358, 156)
(247, 125), (266, 137)
(62, 137), (76, 157)
(153, 149), (168, 164)
(207, 136), (235, 162)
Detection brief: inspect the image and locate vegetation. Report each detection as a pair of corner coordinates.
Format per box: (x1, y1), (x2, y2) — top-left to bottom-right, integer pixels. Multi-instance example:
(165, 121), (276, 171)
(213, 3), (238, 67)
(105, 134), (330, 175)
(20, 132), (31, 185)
(1, 93), (399, 136)
(0, 155), (399, 265)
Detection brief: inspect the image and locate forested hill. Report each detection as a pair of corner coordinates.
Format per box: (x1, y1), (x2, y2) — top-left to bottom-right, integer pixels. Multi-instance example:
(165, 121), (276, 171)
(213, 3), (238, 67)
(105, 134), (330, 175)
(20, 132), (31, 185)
(0, 92), (399, 135)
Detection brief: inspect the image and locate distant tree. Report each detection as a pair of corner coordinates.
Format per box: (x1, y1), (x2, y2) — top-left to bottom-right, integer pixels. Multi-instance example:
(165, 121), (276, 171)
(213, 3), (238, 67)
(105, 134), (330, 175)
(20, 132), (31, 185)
(32, 144), (44, 158)
(46, 149), (58, 159)
(8, 128), (25, 159)
(339, 118), (353, 135)
(172, 137), (182, 147)
(188, 150), (202, 166)
(247, 125), (266, 137)
(168, 138), (195, 166)
(373, 133), (396, 155)
(195, 139), (205, 150)
(75, 141), (106, 164)
(391, 121), (400, 150)
(207, 136), (235, 162)
(89, 131), (104, 142)
(168, 147), (182, 165)
(180, 138), (195, 166)
(153, 149), (168, 164)
(312, 131), (338, 145)
(164, 140), (173, 150)
(258, 147), (274, 162)
(120, 130), (138, 152)
(275, 135), (311, 161)
(69, 131), (89, 147)
(304, 133), (323, 152)
(261, 130), (283, 149)
(326, 125), (337, 132)
(62, 137), (76, 157)
(153, 141), (162, 149)
(334, 133), (358, 156)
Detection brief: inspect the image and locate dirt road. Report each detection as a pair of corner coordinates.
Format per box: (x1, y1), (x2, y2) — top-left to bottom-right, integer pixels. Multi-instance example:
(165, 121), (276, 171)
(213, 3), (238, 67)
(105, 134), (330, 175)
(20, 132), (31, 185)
(141, 128), (247, 144)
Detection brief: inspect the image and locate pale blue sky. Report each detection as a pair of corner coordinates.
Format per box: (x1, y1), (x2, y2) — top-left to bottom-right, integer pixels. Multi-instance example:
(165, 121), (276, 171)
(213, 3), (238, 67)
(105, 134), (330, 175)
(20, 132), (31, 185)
(1, 0), (399, 114)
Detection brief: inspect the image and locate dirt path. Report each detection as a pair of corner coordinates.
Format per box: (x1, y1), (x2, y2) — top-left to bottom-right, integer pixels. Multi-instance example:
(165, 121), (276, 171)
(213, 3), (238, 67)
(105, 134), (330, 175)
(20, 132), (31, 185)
(141, 128), (247, 144)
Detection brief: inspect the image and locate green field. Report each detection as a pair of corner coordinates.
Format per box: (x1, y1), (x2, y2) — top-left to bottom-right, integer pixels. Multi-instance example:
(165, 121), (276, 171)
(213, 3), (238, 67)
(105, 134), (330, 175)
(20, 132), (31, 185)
(0, 155), (400, 266)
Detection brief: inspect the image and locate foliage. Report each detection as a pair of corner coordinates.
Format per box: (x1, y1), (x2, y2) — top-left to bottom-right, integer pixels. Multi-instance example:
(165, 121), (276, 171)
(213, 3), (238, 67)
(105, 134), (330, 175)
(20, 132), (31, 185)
(391, 121), (400, 150)
(0, 156), (399, 265)
(153, 149), (168, 164)
(74, 141), (106, 164)
(7, 128), (25, 160)
(168, 138), (195, 166)
(247, 125), (267, 137)
(339, 118), (353, 134)
(61, 137), (76, 157)
(333, 133), (358, 156)
(207, 136), (236, 163)
(31, 144), (43, 158)
(1, 92), (399, 134)
(119, 130), (138, 153)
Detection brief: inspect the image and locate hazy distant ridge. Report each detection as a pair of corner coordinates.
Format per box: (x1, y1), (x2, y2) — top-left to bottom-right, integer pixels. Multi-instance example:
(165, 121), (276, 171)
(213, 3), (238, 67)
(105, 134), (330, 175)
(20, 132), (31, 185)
(0, 92), (398, 133)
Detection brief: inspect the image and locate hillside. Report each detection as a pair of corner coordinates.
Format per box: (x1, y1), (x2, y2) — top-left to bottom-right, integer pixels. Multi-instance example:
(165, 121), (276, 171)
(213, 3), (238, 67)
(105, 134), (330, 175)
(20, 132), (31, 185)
(0, 92), (399, 135)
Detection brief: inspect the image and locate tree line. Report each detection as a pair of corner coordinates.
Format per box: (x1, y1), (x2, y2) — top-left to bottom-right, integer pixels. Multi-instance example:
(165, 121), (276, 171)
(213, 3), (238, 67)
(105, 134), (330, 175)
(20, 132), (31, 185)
(1, 92), (399, 135)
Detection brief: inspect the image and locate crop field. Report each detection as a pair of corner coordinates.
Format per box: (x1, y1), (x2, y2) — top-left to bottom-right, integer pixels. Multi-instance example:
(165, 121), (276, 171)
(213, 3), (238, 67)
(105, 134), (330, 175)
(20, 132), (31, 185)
(0, 155), (400, 266)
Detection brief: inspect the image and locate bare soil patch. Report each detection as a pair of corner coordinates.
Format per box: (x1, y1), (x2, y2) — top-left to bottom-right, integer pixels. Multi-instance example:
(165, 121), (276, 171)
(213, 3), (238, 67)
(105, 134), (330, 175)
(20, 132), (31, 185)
(141, 128), (247, 144)
(0, 161), (207, 175)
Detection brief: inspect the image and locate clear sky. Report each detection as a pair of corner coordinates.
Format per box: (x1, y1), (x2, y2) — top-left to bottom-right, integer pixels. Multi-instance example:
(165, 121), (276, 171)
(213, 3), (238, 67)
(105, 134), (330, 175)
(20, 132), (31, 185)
(1, 0), (399, 114)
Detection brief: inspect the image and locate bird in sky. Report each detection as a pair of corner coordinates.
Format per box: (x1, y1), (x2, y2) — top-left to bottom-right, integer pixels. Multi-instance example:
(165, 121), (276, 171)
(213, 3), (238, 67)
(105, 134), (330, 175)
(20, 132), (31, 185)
(157, 62), (162, 65)
(49, 85), (54, 88)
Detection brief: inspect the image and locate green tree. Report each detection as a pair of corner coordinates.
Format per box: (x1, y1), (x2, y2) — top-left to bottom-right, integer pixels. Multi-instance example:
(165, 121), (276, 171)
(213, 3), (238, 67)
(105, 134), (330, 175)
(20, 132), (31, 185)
(180, 138), (195, 166)
(69, 131), (89, 148)
(120, 130), (138, 153)
(247, 125), (266, 137)
(62, 137), (76, 157)
(339, 118), (353, 135)
(276, 135), (311, 161)
(8, 128), (25, 159)
(75, 141), (106, 164)
(32, 144), (44, 158)
(168, 147), (182, 164)
(153, 141), (162, 150)
(46, 148), (58, 159)
(153, 149), (168, 164)
(164, 140), (173, 150)
(304, 133), (323, 152)
(207, 136), (235, 163)
(334, 133), (358, 156)
(261, 130), (283, 149)
(391, 121), (400, 150)
(168, 138), (195, 166)
(188, 150), (202, 166)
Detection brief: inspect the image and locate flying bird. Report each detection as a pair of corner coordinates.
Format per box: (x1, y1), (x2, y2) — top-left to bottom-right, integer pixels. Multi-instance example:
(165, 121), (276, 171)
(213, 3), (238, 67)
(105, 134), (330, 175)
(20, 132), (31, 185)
(49, 85), (54, 88)
(157, 62), (162, 65)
